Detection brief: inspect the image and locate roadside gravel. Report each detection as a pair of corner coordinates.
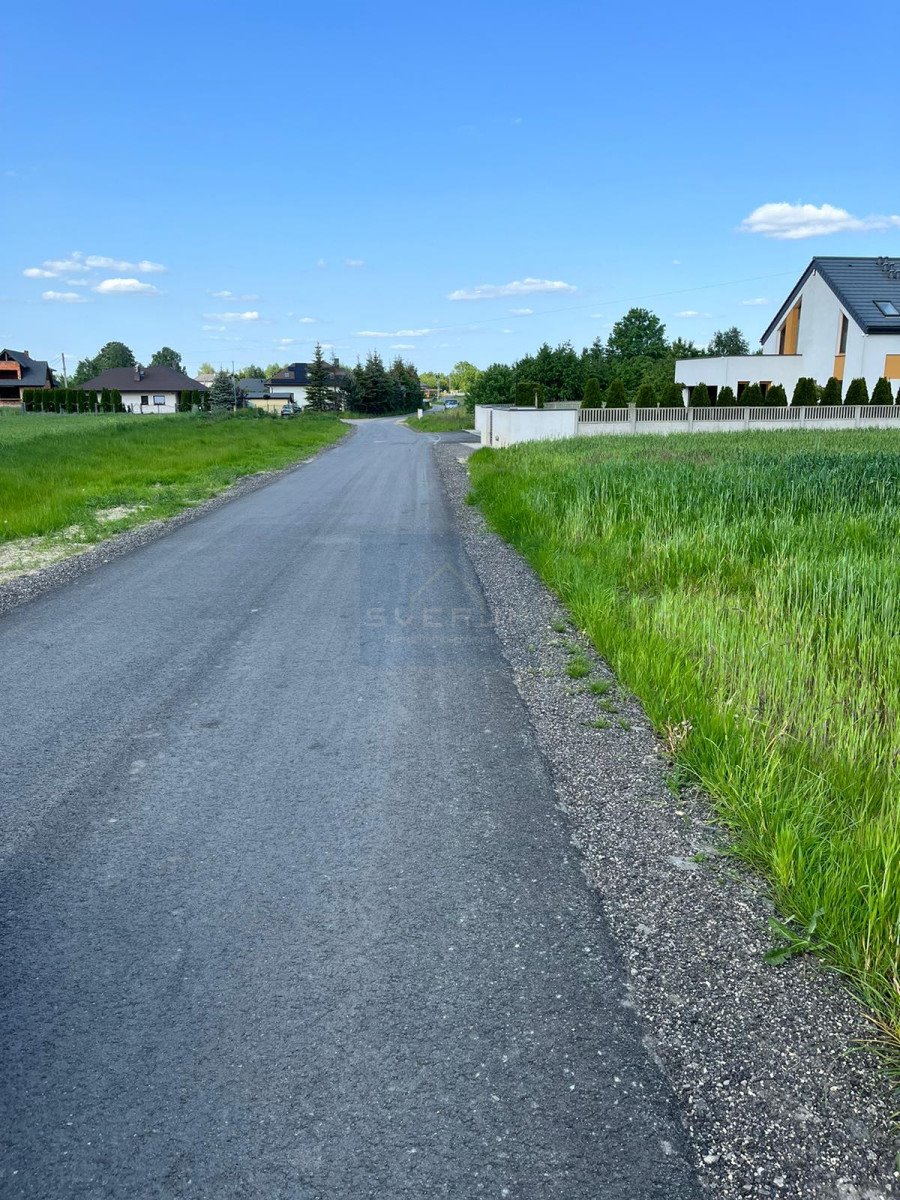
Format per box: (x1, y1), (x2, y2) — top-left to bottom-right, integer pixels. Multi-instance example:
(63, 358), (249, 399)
(435, 440), (898, 1200)
(0, 427), (352, 619)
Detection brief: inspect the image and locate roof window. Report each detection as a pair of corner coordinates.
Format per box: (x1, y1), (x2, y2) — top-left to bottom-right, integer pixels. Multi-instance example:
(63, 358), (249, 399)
(874, 300), (900, 316)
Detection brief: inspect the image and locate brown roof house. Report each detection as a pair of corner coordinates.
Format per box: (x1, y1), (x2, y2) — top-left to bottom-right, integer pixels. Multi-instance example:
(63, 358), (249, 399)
(0, 349), (56, 405)
(79, 363), (207, 413)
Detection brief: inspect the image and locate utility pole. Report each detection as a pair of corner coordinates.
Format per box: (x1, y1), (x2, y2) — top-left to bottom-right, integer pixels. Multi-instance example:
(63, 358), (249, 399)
(60, 352), (68, 386)
(232, 360), (237, 409)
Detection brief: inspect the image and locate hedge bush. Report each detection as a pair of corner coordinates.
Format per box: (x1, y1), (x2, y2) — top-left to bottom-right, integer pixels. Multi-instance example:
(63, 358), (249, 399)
(766, 384), (787, 407)
(821, 376), (842, 406)
(871, 376), (893, 406)
(791, 377), (817, 407)
(718, 385), (736, 407)
(582, 377), (602, 409)
(742, 383), (763, 407)
(605, 378), (628, 408)
(634, 382), (657, 408)
(844, 377), (869, 406)
(690, 381), (710, 407)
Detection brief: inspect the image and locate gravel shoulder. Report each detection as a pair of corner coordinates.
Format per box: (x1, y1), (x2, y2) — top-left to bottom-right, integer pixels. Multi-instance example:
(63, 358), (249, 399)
(435, 440), (898, 1200)
(0, 426), (353, 619)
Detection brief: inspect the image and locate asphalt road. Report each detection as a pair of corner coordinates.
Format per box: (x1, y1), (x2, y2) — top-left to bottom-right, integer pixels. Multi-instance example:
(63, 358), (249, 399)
(0, 418), (700, 1199)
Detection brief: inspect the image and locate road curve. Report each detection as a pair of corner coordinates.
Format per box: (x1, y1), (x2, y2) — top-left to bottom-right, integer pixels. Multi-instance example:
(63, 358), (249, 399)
(0, 418), (700, 1198)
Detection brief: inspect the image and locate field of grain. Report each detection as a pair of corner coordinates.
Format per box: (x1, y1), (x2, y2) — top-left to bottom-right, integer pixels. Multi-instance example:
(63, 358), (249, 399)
(469, 429), (900, 1047)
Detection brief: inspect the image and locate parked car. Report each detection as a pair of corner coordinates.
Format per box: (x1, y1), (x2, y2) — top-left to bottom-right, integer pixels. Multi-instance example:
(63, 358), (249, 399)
(444, 399), (460, 409)
(280, 403), (297, 418)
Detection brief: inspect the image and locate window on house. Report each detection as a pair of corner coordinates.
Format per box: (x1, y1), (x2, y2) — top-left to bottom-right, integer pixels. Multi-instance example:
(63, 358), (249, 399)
(153, 395), (165, 406)
(838, 313), (849, 354)
(875, 300), (900, 317)
(140, 394), (149, 405)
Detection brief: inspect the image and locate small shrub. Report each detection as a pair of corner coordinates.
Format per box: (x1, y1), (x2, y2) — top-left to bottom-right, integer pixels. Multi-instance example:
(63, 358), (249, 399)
(821, 376), (842, 406)
(516, 380), (535, 407)
(871, 376), (893, 406)
(582, 377), (602, 409)
(605, 378), (628, 408)
(535, 383), (546, 409)
(766, 383), (788, 407)
(664, 382), (685, 407)
(791, 377), (817, 407)
(566, 656), (591, 680)
(718, 385), (736, 407)
(844, 377), (869, 406)
(634, 381), (657, 408)
(742, 382), (763, 407)
(690, 381), (710, 407)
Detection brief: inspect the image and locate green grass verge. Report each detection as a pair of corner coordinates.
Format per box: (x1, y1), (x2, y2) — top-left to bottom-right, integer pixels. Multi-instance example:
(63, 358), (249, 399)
(405, 410), (472, 433)
(0, 410), (347, 544)
(469, 428), (900, 1050)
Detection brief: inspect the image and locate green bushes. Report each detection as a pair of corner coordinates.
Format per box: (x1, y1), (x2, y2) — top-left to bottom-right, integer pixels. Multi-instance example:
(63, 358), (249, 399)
(634, 381), (657, 407)
(844, 377), (869, 406)
(871, 376), (893, 406)
(718, 385), (736, 407)
(766, 383), (787, 407)
(742, 382), (763, 407)
(605, 378), (628, 408)
(516, 380), (535, 407)
(791, 377), (818, 408)
(664, 382), (685, 407)
(582, 377), (602, 409)
(821, 376), (842, 406)
(690, 382), (710, 407)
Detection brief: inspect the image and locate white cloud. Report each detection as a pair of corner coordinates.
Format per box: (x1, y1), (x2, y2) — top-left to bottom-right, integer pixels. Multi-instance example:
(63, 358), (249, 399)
(84, 255), (165, 273)
(211, 290), (235, 299)
(502, 328), (514, 334)
(25, 251), (166, 279)
(509, 307), (533, 315)
(277, 337), (298, 346)
(298, 316), (317, 324)
(448, 277), (576, 301)
(676, 310), (701, 318)
(24, 267), (57, 278)
(315, 258), (327, 269)
(740, 202), (900, 240)
(355, 328), (432, 338)
(742, 297), (769, 306)
(344, 258), (365, 268)
(94, 277), (160, 295)
(202, 324), (226, 331)
(672, 259), (681, 265)
(42, 290), (87, 303)
(204, 310), (260, 322)
(390, 343), (416, 350)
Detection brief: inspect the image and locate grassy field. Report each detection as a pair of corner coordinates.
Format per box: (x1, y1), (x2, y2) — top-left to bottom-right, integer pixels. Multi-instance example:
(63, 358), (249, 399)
(405, 409), (472, 433)
(469, 429), (900, 1048)
(0, 410), (347, 545)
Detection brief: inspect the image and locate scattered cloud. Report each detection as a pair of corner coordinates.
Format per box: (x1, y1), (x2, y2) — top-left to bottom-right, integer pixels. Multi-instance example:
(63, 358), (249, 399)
(448, 277), (576, 301)
(676, 310), (702, 318)
(511, 116), (523, 126)
(42, 290), (87, 303)
(298, 316), (317, 324)
(502, 328), (514, 334)
(742, 297), (769, 306)
(94, 277), (160, 295)
(277, 337), (298, 346)
(202, 324), (226, 332)
(211, 289), (235, 299)
(344, 258), (365, 268)
(390, 343), (416, 350)
(241, 293), (259, 301)
(740, 201), (900, 240)
(509, 307), (533, 315)
(25, 251), (166, 279)
(355, 327), (432, 338)
(315, 258), (328, 269)
(204, 310), (260, 322)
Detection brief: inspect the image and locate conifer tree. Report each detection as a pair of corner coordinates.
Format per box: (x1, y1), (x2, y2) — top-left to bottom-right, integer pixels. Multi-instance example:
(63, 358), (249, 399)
(634, 381), (657, 407)
(844, 377), (869, 406)
(582, 377), (602, 409)
(766, 384), (787, 406)
(742, 383), (763, 407)
(605, 378), (628, 407)
(305, 343), (332, 411)
(871, 376), (892, 406)
(821, 376), (842, 406)
(791, 377), (817, 407)
(690, 381), (710, 407)
(718, 385), (736, 407)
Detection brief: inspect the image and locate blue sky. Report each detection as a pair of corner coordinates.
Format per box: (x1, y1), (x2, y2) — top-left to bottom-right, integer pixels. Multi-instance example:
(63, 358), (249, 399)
(4, 0), (899, 376)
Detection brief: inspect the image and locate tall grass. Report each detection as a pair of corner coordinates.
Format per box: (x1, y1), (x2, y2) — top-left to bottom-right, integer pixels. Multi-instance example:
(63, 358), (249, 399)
(0, 411), (347, 543)
(470, 430), (900, 1046)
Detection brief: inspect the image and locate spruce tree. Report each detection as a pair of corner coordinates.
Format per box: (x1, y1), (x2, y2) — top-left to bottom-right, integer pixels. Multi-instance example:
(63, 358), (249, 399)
(582, 377), (602, 409)
(742, 383), (763, 407)
(605, 378), (628, 408)
(665, 382), (686, 407)
(821, 376), (842, 406)
(791, 377), (817, 408)
(516, 380), (534, 406)
(690, 381), (710, 407)
(306, 343), (331, 412)
(844, 377), (869, 406)
(208, 371), (236, 410)
(718, 385), (736, 407)
(766, 384), (787, 407)
(871, 376), (893, 406)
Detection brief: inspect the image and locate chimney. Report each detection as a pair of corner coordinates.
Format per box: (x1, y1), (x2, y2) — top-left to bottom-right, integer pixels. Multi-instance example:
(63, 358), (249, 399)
(134, 364), (142, 382)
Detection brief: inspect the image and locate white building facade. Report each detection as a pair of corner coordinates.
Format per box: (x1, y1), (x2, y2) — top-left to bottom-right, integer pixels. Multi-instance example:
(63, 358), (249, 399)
(677, 257), (900, 403)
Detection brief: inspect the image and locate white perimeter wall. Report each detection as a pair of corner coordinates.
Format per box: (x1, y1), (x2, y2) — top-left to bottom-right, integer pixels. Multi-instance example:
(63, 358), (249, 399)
(120, 391), (178, 414)
(475, 406), (578, 448)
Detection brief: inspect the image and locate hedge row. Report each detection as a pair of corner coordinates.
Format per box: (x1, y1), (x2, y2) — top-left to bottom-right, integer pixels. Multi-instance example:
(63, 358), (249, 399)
(686, 375), (897, 408)
(21, 387), (124, 413)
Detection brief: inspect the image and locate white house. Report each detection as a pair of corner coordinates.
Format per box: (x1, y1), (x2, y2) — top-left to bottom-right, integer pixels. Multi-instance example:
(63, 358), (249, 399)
(676, 257), (900, 403)
(79, 364), (207, 413)
(266, 362), (346, 409)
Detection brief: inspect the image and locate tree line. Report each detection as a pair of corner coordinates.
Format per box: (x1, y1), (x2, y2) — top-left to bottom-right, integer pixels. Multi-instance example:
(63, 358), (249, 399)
(456, 310), (751, 409)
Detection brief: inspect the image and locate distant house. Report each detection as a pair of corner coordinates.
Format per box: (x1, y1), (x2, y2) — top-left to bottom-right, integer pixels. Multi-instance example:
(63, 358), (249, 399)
(677, 257), (900, 404)
(0, 349), (56, 405)
(266, 362), (345, 409)
(78, 364), (207, 413)
(236, 377), (269, 403)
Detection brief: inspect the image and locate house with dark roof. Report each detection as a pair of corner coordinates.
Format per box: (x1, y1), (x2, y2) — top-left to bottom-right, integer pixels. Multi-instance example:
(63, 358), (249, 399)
(676, 257), (900, 403)
(0, 349), (56, 405)
(265, 362), (345, 409)
(78, 364), (207, 413)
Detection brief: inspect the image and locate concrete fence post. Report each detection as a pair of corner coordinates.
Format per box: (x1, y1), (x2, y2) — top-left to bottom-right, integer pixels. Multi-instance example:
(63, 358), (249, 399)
(687, 407), (694, 432)
(628, 403), (637, 433)
(854, 404), (862, 428)
(743, 406), (750, 430)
